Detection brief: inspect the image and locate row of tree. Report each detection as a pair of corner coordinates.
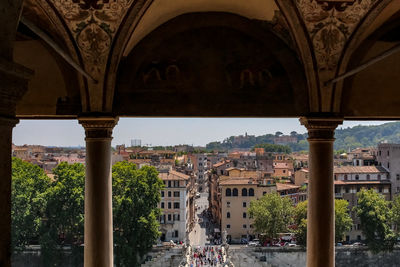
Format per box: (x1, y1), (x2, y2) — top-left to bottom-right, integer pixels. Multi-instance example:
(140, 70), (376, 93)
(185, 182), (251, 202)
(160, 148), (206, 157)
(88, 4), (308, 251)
(12, 158), (163, 267)
(249, 189), (400, 253)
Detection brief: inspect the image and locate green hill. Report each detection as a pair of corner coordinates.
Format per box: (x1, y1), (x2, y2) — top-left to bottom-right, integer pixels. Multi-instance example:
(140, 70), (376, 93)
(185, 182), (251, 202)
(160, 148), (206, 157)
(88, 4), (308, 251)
(205, 122), (400, 152)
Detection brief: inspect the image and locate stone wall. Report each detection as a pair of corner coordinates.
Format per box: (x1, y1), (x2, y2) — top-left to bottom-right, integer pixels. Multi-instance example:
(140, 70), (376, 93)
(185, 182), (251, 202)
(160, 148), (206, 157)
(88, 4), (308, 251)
(229, 246), (400, 267)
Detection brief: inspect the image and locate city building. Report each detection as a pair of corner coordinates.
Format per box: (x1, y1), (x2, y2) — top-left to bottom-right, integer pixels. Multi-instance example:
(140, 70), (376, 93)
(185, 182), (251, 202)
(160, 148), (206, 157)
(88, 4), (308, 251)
(158, 170), (195, 243)
(334, 166), (391, 241)
(377, 143), (400, 197)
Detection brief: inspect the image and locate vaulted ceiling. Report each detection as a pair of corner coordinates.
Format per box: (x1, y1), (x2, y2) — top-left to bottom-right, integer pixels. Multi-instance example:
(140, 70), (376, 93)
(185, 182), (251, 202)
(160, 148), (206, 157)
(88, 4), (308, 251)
(11, 0), (400, 119)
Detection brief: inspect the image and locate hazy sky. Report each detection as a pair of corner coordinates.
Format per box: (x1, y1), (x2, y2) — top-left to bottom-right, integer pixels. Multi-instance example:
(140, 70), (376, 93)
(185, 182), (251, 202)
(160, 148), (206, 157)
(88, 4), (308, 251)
(12, 118), (393, 147)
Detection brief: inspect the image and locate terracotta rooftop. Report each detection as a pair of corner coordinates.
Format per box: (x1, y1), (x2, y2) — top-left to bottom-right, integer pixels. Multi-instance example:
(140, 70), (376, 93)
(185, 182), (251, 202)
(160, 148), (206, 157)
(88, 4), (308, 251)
(334, 166), (387, 174)
(334, 180), (391, 185)
(219, 177), (258, 186)
(213, 160), (230, 168)
(276, 183), (300, 191)
(158, 170), (190, 181)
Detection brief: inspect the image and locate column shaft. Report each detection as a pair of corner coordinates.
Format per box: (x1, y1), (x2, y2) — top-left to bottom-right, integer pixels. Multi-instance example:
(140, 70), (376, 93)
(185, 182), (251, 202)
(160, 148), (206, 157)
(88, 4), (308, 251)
(301, 117), (342, 267)
(80, 118), (118, 267)
(0, 118), (18, 267)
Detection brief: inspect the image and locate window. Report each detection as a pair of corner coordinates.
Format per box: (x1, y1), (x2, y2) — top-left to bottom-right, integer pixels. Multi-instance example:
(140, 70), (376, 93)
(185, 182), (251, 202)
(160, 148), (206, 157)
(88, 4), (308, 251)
(161, 202), (165, 209)
(161, 191), (165, 197)
(388, 163), (390, 169)
(168, 202), (171, 209)
(243, 202), (247, 208)
(243, 224), (247, 229)
(227, 224), (231, 229)
(175, 230), (179, 238)
(397, 174), (400, 181)
(250, 224), (253, 229)
(173, 191), (180, 197)
(334, 175), (337, 181)
(249, 188), (254, 196)
(168, 191), (172, 197)
(243, 212), (247, 218)
(263, 192), (267, 196)
(226, 188), (232, 197)
(397, 187), (400, 193)
(283, 170), (286, 174)
(378, 174), (381, 180)
(233, 188), (238, 196)
(199, 163), (203, 166)
(366, 174), (370, 180)
(227, 212), (230, 218)
(174, 202), (180, 209)
(388, 151), (390, 156)
(227, 201), (230, 207)
(174, 180), (179, 187)
(168, 214), (172, 221)
(355, 175), (359, 180)
(379, 187), (383, 193)
(168, 181), (171, 187)
(344, 175), (348, 181)
(242, 188), (248, 197)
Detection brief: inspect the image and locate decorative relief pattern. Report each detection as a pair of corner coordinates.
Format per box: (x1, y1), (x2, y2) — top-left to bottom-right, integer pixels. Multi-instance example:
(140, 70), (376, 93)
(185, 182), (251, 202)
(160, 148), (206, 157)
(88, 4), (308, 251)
(296, 0), (376, 71)
(50, 0), (134, 77)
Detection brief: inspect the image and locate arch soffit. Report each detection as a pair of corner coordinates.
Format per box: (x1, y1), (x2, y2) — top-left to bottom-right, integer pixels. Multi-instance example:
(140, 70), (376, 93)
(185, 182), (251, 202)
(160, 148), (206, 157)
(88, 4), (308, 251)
(334, 0), (400, 113)
(20, 0), (88, 112)
(114, 12), (309, 117)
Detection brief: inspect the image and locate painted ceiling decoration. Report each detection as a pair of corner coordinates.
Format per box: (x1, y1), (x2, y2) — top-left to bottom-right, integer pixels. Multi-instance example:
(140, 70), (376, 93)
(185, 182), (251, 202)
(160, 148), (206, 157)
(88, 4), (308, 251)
(296, 0), (377, 71)
(50, 0), (136, 79)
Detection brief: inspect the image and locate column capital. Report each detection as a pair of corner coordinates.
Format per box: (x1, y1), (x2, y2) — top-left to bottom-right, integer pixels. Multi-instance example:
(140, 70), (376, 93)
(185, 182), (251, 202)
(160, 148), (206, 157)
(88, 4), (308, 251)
(0, 58), (33, 117)
(78, 117), (118, 140)
(300, 116), (343, 141)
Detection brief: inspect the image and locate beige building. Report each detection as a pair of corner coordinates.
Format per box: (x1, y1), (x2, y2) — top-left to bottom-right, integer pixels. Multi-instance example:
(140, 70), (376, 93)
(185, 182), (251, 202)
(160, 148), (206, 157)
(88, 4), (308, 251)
(219, 175), (276, 243)
(158, 170), (195, 243)
(293, 168), (309, 186)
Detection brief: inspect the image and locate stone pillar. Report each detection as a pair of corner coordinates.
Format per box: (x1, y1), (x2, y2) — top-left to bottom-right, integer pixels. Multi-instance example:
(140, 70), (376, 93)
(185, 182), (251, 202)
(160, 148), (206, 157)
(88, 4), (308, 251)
(300, 117), (343, 267)
(0, 58), (32, 267)
(79, 117), (118, 267)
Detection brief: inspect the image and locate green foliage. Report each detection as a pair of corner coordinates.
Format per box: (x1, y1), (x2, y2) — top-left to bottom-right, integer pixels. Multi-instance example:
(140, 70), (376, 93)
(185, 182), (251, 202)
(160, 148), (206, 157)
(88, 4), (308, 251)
(249, 193), (294, 239)
(12, 158), (51, 251)
(355, 189), (395, 253)
(252, 143), (292, 153)
(391, 195), (400, 234)
(293, 200), (352, 246)
(293, 201), (307, 246)
(40, 162), (85, 266)
(112, 162), (164, 267)
(335, 199), (353, 242)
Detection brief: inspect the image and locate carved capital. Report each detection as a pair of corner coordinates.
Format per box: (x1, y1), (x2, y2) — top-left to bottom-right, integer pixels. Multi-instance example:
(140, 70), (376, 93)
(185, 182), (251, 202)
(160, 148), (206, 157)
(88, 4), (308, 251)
(0, 58), (33, 116)
(0, 116), (19, 128)
(300, 116), (343, 140)
(79, 117), (118, 140)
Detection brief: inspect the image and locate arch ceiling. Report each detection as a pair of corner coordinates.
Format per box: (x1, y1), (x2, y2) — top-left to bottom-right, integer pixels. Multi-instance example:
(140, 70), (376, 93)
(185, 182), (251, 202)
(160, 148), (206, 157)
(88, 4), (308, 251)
(13, 0), (400, 119)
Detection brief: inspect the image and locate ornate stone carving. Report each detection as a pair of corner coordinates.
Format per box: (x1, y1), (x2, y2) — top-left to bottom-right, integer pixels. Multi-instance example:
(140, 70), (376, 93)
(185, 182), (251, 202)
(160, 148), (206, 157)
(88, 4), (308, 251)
(296, 0), (376, 71)
(300, 116), (343, 140)
(79, 117), (118, 139)
(50, 0), (134, 77)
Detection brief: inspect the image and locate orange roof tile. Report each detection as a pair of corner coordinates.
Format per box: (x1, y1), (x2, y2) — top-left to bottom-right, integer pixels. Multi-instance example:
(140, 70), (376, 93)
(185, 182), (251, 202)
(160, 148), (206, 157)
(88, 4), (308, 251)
(334, 166), (387, 174)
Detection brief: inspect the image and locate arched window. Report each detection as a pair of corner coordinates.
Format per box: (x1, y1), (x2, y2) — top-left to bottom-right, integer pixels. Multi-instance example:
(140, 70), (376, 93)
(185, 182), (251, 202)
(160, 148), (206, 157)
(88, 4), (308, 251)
(233, 188), (238, 196)
(242, 188), (248, 197)
(227, 212), (231, 218)
(226, 188), (231, 197)
(249, 188), (255, 196)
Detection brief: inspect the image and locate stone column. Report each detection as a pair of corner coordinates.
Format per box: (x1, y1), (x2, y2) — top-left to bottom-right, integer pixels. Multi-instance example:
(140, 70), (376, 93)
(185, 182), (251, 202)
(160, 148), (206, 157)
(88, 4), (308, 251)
(79, 117), (118, 267)
(0, 58), (32, 267)
(300, 117), (343, 267)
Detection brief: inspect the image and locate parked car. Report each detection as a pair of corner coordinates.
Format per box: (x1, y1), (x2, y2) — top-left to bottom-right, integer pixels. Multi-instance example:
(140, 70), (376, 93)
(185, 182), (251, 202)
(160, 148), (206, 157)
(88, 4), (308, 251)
(248, 239), (260, 247)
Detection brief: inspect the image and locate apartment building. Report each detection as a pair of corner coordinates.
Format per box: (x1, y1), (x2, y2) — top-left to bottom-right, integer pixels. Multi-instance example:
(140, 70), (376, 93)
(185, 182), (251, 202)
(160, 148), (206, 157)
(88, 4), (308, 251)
(158, 170), (195, 243)
(377, 143), (400, 197)
(218, 168), (277, 243)
(334, 166), (391, 242)
(188, 153), (209, 191)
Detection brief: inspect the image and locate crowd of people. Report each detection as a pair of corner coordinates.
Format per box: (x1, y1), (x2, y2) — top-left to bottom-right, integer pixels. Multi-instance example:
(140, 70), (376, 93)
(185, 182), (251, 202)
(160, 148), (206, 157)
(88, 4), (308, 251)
(190, 246), (225, 267)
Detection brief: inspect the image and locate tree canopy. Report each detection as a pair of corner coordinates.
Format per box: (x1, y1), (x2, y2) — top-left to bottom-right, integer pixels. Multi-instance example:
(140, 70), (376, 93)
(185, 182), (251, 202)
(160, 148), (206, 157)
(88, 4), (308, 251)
(249, 193), (294, 240)
(12, 158), (51, 251)
(293, 199), (352, 246)
(252, 143), (292, 154)
(40, 162), (85, 266)
(112, 162), (164, 267)
(355, 189), (395, 253)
